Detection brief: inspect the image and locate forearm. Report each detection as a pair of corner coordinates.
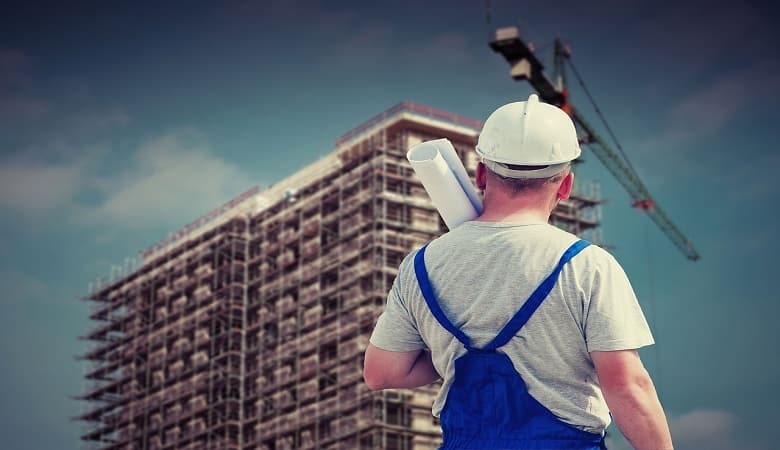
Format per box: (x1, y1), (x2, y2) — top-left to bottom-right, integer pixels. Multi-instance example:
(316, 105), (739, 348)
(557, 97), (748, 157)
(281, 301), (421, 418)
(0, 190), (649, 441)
(603, 377), (673, 450)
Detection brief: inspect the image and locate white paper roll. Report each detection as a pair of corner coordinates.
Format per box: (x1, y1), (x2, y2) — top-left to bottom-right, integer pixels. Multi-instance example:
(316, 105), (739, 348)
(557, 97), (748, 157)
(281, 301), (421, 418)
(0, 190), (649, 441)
(429, 139), (483, 216)
(407, 139), (483, 230)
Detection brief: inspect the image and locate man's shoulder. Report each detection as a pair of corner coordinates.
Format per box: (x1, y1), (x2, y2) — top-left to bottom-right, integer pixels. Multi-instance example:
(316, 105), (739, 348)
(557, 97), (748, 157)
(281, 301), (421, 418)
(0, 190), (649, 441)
(537, 228), (622, 273)
(577, 241), (621, 266)
(567, 241), (629, 287)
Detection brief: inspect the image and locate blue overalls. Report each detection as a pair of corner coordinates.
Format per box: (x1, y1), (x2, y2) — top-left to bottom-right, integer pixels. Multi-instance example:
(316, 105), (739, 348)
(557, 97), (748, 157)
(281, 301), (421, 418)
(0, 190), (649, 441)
(414, 239), (607, 450)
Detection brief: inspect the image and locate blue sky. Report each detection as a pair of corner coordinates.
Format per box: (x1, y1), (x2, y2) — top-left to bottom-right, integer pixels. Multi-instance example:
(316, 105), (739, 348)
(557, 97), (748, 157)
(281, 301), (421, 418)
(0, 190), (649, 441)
(0, 1), (778, 449)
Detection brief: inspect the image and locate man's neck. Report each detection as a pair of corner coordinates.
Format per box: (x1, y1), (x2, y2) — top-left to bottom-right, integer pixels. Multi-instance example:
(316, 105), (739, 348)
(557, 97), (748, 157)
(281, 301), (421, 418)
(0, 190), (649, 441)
(476, 190), (554, 224)
(476, 209), (550, 223)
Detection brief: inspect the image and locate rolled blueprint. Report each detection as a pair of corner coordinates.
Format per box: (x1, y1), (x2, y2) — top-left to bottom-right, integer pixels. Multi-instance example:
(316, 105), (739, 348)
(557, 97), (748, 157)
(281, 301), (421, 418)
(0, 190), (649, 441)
(407, 138), (483, 229)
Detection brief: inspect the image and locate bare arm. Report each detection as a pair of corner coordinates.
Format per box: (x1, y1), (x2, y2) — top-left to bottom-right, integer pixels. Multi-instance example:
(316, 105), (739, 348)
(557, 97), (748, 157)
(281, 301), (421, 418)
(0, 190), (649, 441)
(591, 349), (673, 450)
(363, 344), (440, 390)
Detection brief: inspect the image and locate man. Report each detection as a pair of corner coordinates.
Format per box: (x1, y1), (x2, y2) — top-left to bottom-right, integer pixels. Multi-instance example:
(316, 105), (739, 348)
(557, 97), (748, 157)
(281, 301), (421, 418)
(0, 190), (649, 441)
(364, 94), (673, 449)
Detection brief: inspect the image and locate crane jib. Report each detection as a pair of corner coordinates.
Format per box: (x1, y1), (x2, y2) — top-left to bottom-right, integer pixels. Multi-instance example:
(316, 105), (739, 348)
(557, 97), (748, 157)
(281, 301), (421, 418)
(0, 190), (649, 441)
(489, 26), (700, 261)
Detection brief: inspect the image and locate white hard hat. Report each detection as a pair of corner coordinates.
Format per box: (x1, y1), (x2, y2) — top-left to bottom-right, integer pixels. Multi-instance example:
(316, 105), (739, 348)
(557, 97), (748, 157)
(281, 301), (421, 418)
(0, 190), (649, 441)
(476, 94), (580, 179)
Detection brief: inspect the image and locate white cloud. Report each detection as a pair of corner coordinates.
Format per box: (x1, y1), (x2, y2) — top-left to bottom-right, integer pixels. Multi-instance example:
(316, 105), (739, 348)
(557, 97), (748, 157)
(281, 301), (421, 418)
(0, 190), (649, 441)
(0, 128), (255, 229)
(607, 409), (771, 450)
(0, 159), (86, 215)
(626, 57), (779, 189)
(0, 52), (254, 230)
(79, 129), (254, 228)
(664, 57), (778, 146)
(664, 76), (751, 144)
(670, 409), (738, 449)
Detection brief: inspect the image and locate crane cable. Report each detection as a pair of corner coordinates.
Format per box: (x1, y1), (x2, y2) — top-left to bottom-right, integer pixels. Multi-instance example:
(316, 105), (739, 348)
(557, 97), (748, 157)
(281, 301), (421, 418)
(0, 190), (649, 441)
(567, 56), (664, 387)
(565, 58), (643, 183)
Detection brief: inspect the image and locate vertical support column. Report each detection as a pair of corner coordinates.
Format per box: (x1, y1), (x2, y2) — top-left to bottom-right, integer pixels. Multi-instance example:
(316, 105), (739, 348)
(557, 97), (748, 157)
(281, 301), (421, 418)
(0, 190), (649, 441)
(139, 281), (152, 450)
(238, 216), (249, 450)
(206, 239), (220, 450)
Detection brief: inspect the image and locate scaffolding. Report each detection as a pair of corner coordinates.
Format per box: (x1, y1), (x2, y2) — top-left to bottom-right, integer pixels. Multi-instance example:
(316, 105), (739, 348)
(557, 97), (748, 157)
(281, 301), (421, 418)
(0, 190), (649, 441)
(77, 101), (601, 450)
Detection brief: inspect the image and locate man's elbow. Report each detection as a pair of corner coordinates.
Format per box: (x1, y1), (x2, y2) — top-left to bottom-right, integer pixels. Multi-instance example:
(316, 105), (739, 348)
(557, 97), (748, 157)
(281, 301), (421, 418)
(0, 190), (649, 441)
(364, 343), (421, 390)
(604, 366), (654, 394)
(599, 368), (660, 410)
(363, 366), (387, 391)
(592, 350), (655, 395)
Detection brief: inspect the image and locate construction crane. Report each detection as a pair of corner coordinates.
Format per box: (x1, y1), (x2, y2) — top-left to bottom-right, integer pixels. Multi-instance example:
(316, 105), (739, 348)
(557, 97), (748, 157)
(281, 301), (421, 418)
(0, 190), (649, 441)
(489, 27), (700, 261)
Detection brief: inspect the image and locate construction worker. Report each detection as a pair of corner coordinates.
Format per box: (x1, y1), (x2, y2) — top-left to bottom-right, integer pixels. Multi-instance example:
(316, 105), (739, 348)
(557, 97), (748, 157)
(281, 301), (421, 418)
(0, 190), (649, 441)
(363, 94), (673, 449)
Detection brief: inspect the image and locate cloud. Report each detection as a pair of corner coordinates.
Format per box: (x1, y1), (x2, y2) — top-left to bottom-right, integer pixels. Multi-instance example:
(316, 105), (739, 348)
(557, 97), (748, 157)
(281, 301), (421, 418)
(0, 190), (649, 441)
(608, 409), (770, 450)
(3, 105), (129, 161)
(625, 57), (779, 188)
(0, 47), (130, 164)
(665, 77), (751, 143)
(668, 409), (773, 450)
(664, 58), (779, 146)
(78, 129), (255, 228)
(670, 409), (738, 449)
(0, 48), (252, 231)
(0, 127), (255, 229)
(0, 114), (119, 207)
(0, 159), (85, 214)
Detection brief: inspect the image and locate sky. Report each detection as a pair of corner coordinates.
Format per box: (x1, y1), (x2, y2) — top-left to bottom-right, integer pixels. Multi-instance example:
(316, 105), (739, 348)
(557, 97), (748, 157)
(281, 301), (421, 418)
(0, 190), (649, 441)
(0, 0), (778, 449)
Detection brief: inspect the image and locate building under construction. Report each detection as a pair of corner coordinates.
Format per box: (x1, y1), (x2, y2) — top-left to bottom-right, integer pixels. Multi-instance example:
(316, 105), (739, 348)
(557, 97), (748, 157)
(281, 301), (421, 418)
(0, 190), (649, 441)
(77, 102), (602, 450)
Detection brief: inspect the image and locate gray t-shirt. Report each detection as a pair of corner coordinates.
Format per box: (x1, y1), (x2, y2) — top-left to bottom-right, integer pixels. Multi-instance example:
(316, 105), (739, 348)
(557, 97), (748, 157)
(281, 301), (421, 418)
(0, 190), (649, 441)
(369, 221), (654, 433)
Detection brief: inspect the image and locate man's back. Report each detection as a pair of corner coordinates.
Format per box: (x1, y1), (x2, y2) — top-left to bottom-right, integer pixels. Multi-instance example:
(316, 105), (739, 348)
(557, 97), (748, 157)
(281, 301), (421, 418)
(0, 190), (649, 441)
(366, 95), (673, 448)
(370, 220), (654, 434)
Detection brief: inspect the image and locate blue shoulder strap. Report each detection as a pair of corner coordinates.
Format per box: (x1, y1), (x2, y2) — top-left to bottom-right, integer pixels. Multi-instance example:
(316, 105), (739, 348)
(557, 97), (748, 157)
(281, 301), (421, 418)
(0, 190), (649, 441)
(414, 244), (474, 349)
(484, 239), (591, 350)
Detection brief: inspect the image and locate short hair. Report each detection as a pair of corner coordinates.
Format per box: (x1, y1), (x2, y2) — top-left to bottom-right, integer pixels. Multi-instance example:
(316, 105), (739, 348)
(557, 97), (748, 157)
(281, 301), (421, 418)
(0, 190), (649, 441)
(486, 164), (568, 197)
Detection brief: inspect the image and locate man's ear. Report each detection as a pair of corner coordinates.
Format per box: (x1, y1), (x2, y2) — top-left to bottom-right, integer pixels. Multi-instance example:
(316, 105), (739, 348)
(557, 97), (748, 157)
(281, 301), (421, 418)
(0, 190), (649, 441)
(476, 162), (487, 190)
(557, 171), (574, 200)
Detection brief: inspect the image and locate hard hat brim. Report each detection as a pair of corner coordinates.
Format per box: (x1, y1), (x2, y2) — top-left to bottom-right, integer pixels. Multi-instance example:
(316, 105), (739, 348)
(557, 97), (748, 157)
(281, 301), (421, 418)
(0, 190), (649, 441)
(483, 159), (570, 179)
(475, 145), (582, 166)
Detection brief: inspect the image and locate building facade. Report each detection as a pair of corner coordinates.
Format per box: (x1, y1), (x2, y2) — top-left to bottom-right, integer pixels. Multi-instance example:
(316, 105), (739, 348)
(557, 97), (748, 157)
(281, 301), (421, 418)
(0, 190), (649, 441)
(78, 102), (601, 450)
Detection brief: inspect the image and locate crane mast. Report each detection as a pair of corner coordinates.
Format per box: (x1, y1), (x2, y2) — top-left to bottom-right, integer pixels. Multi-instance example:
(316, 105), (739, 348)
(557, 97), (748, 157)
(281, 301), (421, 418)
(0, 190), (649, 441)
(489, 27), (700, 261)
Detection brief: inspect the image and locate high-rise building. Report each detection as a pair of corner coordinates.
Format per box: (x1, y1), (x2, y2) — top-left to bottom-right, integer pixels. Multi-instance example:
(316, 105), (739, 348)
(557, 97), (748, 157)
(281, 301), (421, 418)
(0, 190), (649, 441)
(77, 102), (601, 450)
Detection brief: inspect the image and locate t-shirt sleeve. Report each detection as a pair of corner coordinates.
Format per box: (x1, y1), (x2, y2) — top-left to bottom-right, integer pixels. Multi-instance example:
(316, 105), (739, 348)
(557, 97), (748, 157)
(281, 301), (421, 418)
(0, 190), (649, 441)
(369, 270), (426, 352)
(583, 251), (655, 352)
